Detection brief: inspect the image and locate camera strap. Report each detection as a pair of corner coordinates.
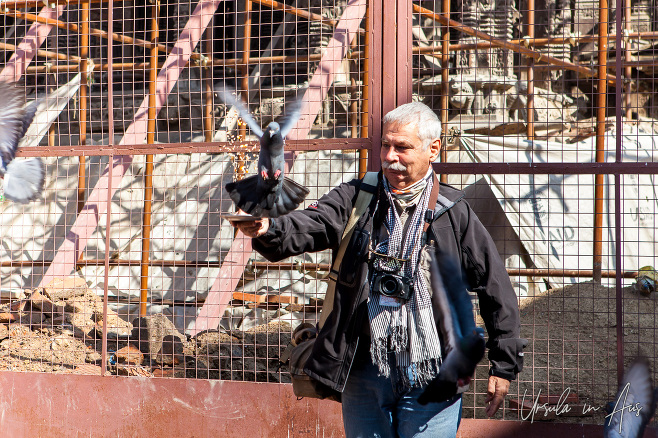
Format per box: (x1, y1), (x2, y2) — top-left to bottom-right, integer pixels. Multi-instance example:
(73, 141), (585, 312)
(422, 172), (441, 236)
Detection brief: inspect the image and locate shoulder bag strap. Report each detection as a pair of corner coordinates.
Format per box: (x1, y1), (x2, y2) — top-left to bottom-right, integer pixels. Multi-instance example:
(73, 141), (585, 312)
(318, 172), (378, 329)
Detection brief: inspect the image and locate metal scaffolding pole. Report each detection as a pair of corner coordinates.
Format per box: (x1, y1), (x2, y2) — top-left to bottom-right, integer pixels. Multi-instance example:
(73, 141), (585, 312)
(78, 0), (89, 217)
(140, 0), (160, 316)
(526, 0), (535, 141)
(593, 0), (610, 283)
(439, 0), (450, 183)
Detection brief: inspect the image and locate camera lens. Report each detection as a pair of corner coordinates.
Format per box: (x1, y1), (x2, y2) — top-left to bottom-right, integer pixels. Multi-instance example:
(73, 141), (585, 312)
(381, 276), (398, 295)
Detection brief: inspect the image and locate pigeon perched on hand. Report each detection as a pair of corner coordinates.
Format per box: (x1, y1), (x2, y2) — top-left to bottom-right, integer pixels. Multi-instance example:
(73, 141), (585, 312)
(604, 358), (658, 438)
(0, 81), (44, 204)
(418, 252), (486, 405)
(219, 85), (309, 218)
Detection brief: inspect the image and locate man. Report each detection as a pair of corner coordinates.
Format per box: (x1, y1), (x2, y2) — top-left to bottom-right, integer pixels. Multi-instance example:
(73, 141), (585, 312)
(231, 102), (526, 437)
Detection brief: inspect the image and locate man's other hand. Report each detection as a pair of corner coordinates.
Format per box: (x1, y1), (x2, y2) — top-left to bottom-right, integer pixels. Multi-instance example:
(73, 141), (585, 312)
(229, 211), (270, 238)
(484, 375), (510, 417)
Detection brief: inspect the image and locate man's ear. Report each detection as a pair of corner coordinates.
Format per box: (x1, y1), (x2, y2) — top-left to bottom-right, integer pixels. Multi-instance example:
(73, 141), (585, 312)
(429, 137), (441, 162)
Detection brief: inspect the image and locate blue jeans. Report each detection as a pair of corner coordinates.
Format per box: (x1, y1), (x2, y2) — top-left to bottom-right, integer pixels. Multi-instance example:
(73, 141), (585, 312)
(341, 353), (462, 438)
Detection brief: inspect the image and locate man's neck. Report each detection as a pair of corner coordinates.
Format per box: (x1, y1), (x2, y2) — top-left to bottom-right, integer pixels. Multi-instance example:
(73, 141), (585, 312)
(386, 168), (433, 200)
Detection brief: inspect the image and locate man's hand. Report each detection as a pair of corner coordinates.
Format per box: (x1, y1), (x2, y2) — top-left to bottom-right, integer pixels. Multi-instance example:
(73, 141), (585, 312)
(229, 211), (270, 238)
(484, 375), (510, 417)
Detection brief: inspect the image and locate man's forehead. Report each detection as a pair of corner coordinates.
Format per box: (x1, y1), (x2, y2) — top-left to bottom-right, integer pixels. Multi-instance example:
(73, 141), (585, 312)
(382, 122), (419, 139)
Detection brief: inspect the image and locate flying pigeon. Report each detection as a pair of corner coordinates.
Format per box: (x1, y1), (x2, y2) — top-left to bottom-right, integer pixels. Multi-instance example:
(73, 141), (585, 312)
(219, 85), (310, 218)
(604, 358), (658, 438)
(418, 252), (486, 405)
(0, 81), (45, 204)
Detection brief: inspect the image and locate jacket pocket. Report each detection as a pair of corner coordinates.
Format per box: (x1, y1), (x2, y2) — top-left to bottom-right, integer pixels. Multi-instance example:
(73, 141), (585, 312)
(337, 228), (370, 287)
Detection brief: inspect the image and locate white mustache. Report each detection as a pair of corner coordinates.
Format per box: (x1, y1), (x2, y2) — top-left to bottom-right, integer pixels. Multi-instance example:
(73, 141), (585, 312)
(382, 160), (407, 171)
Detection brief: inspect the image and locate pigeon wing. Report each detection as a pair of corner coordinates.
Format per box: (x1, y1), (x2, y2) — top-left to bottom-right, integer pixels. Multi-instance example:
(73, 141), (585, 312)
(436, 253), (477, 339)
(428, 253), (459, 347)
(225, 175), (266, 217)
(0, 82), (26, 167)
(267, 177), (310, 217)
(20, 97), (41, 139)
(216, 84), (263, 138)
(279, 90), (306, 138)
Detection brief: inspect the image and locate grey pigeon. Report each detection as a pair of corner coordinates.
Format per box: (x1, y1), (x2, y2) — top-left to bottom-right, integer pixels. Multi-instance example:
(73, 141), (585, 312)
(0, 81), (45, 204)
(604, 358), (657, 438)
(219, 85), (310, 218)
(418, 252), (485, 405)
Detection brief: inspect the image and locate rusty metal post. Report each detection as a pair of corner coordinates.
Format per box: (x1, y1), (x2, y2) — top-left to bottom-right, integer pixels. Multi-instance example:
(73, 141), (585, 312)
(624, 0), (632, 120)
(614, 0), (625, 385)
(78, 0), (89, 215)
(439, 0), (450, 183)
(234, 0), (253, 179)
(102, 154), (113, 376)
(102, 0), (115, 377)
(140, 0), (159, 316)
(397, 0), (413, 104)
(526, 0), (535, 141)
(48, 73), (56, 147)
(240, 0), (253, 140)
(349, 16), (364, 175)
(358, 3), (369, 178)
(593, 0), (609, 284)
(204, 18), (214, 142)
(369, 0), (382, 171)
(350, 36), (359, 140)
(101, 0), (114, 376)
(382, 0), (397, 116)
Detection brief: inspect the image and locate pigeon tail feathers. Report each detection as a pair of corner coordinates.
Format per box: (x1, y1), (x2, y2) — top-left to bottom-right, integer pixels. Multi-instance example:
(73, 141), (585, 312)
(225, 175), (264, 216)
(225, 176), (309, 218)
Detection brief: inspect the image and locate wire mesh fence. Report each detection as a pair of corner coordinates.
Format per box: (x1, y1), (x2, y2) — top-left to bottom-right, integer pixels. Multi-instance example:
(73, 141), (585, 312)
(0, 0), (657, 430)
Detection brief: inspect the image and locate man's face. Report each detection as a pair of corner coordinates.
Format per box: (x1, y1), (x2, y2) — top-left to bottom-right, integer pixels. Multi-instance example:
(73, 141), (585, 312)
(380, 122), (441, 189)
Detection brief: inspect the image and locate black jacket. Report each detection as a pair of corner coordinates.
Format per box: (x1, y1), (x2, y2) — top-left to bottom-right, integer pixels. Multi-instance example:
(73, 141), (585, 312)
(253, 173), (526, 392)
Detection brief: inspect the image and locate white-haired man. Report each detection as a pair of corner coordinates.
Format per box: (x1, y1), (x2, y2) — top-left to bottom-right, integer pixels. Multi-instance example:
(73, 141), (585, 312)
(231, 102), (525, 437)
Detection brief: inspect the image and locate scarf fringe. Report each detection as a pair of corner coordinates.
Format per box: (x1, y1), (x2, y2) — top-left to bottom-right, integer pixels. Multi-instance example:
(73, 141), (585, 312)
(370, 337), (391, 377)
(399, 358), (441, 389)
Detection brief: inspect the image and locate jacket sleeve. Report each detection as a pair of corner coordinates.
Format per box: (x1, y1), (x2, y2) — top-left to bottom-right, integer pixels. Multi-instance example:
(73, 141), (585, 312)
(456, 201), (527, 381)
(252, 179), (360, 262)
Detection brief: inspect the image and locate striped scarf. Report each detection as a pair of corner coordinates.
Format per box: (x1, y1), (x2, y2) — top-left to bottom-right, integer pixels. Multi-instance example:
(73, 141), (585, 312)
(367, 170), (443, 389)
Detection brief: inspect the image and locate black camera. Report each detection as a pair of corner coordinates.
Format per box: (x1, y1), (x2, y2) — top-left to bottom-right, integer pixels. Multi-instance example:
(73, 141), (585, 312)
(372, 272), (414, 301)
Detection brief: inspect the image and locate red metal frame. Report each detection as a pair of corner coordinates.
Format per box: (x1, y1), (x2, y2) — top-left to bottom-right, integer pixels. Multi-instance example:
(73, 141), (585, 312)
(0, 371), (643, 437)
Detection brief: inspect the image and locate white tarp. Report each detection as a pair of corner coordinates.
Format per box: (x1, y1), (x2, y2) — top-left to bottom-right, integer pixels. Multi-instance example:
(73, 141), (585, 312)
(449, 129), (658, 296)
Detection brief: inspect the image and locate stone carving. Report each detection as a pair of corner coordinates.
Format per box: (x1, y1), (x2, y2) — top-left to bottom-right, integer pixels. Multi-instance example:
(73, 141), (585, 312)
(449, 78), (475, 114)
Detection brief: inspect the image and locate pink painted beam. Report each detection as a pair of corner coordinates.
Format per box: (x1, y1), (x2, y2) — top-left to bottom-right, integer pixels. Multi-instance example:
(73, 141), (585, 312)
(287, 0), (367, 141)
(39, 0), (225, 287)
(190, 232), (252, 334)
(190, 0), (367, 335)
(0, 6), (66, 82)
